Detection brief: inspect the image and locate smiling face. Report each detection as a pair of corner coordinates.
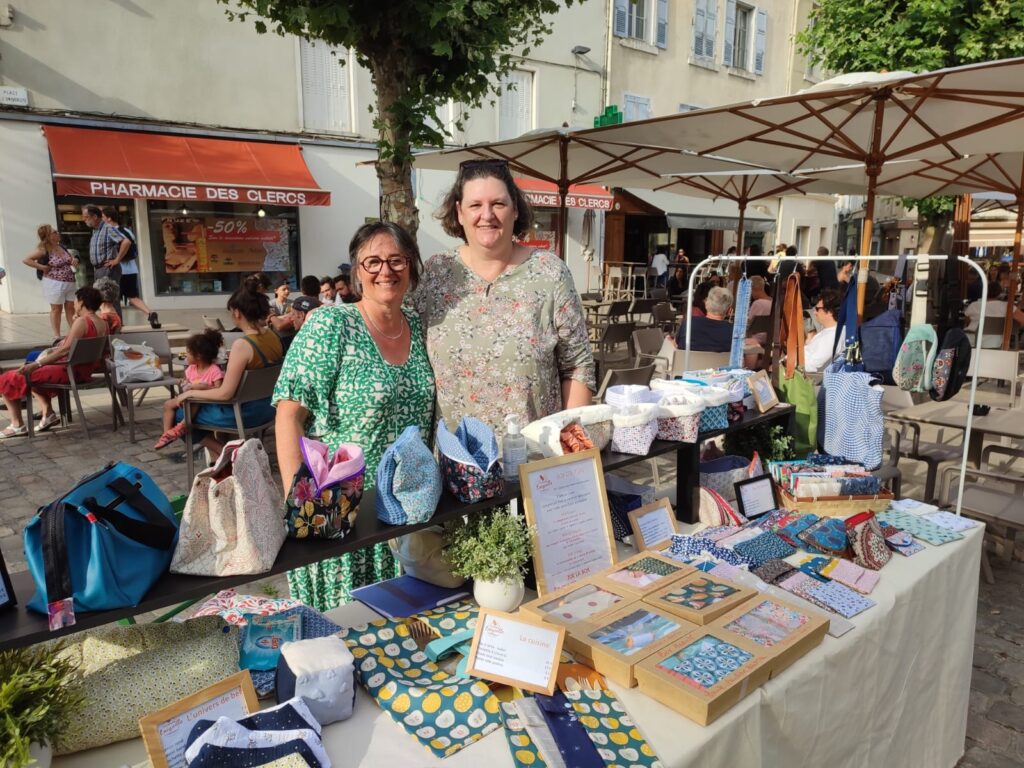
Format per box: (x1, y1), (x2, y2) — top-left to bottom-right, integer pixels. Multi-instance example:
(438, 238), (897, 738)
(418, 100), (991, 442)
(357, 232), (410, 307)
(456, 176), (517, 252)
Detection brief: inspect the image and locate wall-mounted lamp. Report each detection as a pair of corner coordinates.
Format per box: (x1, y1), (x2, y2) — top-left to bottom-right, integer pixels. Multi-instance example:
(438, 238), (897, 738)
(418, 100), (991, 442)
(572, 45), (591, 56)
(257, 207), (267, 218)
(570, 46), (591, 114)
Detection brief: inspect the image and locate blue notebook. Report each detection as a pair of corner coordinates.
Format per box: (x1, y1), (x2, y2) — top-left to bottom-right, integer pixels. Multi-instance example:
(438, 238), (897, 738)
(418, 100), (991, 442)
(352, 575), (470, 620)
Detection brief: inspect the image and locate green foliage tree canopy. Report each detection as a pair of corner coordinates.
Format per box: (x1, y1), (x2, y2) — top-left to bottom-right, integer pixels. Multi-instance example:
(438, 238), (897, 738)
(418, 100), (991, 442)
(220, 0), (577, 234)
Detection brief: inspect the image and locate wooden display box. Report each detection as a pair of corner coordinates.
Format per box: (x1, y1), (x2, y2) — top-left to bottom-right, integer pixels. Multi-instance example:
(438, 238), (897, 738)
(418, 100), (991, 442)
(594, 550), (695, 598)
(710, 594), (829, 678)
(642, 573), (757, 625)
(519, 579), (636, 628)
(567, 602), (697, 687)
(634, 628), (771, 725)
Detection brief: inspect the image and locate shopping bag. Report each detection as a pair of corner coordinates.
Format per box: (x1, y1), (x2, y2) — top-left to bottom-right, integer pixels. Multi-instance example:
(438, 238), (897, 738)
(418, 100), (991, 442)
(171, 439), (286, 576)
(774, 272), (817, 455)
(24, 462), (178, 616)
(111, 337), (163, 383)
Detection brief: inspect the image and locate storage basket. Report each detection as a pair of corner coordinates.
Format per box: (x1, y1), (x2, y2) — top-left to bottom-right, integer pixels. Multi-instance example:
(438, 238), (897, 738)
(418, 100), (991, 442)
(656, 396), (703, 443)
(610, 404), (659, 455)
(558, 404), (614, 451)
(778, 487), (894, 517)
(697, 386), (731, 432)
(605, 384), (662, 408)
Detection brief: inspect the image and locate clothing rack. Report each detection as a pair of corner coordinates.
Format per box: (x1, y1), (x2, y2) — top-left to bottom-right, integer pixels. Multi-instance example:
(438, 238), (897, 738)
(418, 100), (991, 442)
(680, 254), (990, 517)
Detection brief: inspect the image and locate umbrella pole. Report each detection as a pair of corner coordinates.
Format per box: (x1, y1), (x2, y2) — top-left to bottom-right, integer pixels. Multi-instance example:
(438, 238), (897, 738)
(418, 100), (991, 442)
(557, 136), (569, 261)
(1002, 196), (1023, 350)
(857, 174), (876, 321)
(731, 200), (747, 302)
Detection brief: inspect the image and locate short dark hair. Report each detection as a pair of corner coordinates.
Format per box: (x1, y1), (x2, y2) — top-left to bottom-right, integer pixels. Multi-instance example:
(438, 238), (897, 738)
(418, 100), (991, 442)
(320, 276), (334, 287)
(275, 280), (289, 290)
(186, 328), (223, 365)
(785, 245), (798, 257)
(817, 246), (830, 256)
(75, 286), (102, 312)
(100, 206), (119, 223)
(334, 274), (350, 287)
(249, 272), (273, 292)
(349, 221), (423, 296)
(817, 287), (842, 320)
(300, 275), (320, 297)
(227, 276), (271, 324)
(82, 204), (102, 219)
(436, 160), (533, 242)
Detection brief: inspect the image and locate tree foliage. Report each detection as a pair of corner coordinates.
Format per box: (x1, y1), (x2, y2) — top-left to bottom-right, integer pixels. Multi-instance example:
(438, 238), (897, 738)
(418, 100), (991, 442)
(220, 0), (577, 234)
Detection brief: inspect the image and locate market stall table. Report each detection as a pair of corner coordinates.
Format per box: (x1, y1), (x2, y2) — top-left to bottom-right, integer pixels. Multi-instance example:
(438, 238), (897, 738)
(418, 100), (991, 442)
(54, 524), (982, 768)
(888, 401), (1024, 467)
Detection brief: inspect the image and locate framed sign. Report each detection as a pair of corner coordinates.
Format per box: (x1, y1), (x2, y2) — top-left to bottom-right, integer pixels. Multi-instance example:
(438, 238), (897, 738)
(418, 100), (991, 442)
(747, 370), (779, 412)
(465, 609), (566, 695)
(734, 475), (780, 520)
(627, 498), (679, 551)
(140, 671), (258, 768)
(520, 449), (617, 595)
(0, 549), (16, 611)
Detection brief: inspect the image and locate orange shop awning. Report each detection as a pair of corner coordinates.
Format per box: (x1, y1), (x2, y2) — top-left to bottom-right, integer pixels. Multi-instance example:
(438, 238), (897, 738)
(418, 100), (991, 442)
(514, 178), (613, 211)
(43, 126), (331, 206)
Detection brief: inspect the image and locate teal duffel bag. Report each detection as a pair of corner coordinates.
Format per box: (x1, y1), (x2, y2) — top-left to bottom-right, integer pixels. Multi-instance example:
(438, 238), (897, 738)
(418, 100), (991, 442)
(24, 462), (178, 616)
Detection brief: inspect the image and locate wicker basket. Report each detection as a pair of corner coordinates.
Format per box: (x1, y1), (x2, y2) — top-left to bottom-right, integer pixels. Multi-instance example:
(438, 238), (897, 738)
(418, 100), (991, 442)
(778, 487), (894, 517)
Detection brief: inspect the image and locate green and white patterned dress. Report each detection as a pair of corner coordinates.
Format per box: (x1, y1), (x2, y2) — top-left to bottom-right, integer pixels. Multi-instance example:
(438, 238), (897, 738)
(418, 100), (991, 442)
(272, 303), (435, 610)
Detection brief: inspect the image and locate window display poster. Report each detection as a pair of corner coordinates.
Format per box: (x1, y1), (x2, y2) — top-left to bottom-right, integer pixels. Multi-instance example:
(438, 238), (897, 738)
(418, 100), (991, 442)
(162, 216), (290, 274)
(521, 449), (617, 595)
(466, 610), (565, 695)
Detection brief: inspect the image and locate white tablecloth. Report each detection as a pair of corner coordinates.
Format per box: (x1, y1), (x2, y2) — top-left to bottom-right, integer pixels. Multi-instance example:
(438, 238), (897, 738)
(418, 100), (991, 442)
(56, 526), (982, 768)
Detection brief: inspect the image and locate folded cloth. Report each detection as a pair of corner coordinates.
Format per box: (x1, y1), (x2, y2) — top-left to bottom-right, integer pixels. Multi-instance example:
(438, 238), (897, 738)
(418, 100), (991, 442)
(184, 702), (329, 767)
(879, 510), (964, 546)
(187, 738), (324, 768)
(668, 534), (751, 567)
(733, 532), (796, 569)
(776, 514), (820, 548)
(563, 689), (663, 767)
(186, 698), (321, 751)
(752, 558), (797, 585)
(376, 425), (442, 525)
(922, 511), (980, 532)
(190, 588), (302, 627)
(806, 580), (876, 618)
(534, 691), (605, 768)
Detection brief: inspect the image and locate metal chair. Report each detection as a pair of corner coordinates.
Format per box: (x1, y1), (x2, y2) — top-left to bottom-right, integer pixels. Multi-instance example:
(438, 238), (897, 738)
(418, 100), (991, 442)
(109, 330), (180, 443)
(184, 366), (281, 480)
(650, 288), (668, 300)
(26, 336), (113, 439)
(632, 328), (672, 377)
(593, 322), (637, 382)
(882, 386), (961, 502)
(671, 350), (731, 376)
(629, 298), (659, 326)
(593, 363), (657, 402)
(652, 302), (678, 335)
(871, 427), (903, 498)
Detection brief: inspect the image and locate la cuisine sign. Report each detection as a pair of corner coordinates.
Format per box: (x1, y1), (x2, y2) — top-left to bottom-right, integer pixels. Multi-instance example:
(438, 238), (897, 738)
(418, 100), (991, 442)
(55, 178), (331, 206)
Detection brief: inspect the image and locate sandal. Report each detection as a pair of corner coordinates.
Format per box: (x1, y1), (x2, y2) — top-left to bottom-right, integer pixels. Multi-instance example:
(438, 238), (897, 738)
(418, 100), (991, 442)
(38, 413), (60, 432)
(0, 424), (28, 439)
(154, 422), (187, 450)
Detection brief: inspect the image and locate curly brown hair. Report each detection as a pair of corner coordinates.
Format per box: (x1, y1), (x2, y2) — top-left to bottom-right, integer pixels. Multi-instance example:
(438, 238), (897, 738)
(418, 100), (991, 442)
(436, 159), (533, 242)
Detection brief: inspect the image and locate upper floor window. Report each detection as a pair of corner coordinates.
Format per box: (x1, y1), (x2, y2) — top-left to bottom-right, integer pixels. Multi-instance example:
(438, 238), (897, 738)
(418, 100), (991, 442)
(299, 39), (352, 133)
(498, 69), (534, 140)
(723, 1), (766, 74)
(624, 93), (652, 122)
(615, 0), (668, 49)
(692, 0), (718, 60)
(733, 4), (752, 71)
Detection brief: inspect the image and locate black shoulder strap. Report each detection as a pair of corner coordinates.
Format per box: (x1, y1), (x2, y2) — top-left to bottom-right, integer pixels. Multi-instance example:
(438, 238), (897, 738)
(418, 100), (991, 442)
(79, 476), (176, 550)
(41, 500), (73, 605)
(117, 226), (136, 246)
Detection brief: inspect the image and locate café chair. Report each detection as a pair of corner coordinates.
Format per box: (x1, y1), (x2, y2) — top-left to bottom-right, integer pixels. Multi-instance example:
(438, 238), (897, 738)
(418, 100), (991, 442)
(109, 330), (179, 443)
(632, 328), (672, 378)
(593, 363), (656, 403)
(26, 336), (113, 439)
(882, 386), (962, 503)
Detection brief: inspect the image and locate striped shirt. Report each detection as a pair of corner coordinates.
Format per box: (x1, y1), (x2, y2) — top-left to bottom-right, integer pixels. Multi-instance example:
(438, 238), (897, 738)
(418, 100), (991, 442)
(88, 223), (124, 266)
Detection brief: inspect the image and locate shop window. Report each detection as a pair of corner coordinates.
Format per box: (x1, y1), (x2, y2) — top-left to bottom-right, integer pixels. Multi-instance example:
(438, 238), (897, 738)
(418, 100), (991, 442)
(521, 208), (561, 257)
(146, 202), (300, 297)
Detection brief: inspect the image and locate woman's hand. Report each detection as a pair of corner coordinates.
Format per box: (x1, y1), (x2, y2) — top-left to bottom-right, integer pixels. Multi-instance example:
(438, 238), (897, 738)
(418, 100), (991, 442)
(17, 361), (39, 375)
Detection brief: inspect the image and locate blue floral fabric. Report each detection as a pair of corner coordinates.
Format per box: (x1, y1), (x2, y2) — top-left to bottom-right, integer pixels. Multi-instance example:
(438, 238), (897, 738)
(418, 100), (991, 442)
(732, 531), (796, 569)
(668, 534), (751, 567)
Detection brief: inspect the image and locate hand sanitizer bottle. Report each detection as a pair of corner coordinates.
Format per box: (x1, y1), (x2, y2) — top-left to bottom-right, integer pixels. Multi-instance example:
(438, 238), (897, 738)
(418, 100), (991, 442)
(502, 414), (528, 486)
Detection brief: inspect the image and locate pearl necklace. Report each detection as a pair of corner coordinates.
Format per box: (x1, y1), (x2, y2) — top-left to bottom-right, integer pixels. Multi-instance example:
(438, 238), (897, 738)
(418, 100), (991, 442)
(363, 310), (406, 340)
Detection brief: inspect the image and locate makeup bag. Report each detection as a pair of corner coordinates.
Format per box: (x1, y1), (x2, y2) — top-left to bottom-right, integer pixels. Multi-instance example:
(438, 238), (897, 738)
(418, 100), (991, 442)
(656, 390), (704, 443)
(285, 438), (365, 539)
(436, 416), (503, 504)
(376, 425), (442, 525)
(845, 510), (892, 570)
(610, 403), (659, 455)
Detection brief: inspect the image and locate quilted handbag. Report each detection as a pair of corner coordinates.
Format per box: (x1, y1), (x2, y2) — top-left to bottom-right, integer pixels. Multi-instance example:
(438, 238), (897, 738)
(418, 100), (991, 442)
(24, 462), (178, 616)
(436, 416), (503, 504)
(699, 454), (763, 502)
(698, 486), (746, 527)
(172, 439), (285, 576)
(285, 438), (365, 540)
(797, 516), (851, 558)
(845, 510), (892, 570)
(610, 403), (658, 455)
(339, 616), (501, 759)
(376, 425), (442, 525)
(53, 616), (239, 754)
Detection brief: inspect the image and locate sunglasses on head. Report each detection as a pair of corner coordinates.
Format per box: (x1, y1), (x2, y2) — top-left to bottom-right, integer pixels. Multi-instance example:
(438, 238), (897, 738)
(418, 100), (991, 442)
(458, 158), (510, 174)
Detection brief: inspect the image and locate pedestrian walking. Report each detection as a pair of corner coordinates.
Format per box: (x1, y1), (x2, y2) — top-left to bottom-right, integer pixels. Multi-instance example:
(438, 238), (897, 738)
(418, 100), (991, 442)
(100, 207), (160, 328)
(23, 224), (78, 340)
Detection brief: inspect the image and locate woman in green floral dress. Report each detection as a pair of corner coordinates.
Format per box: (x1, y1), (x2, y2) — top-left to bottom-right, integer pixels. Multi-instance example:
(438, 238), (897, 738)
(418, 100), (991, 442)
(274, 222), (435, 610)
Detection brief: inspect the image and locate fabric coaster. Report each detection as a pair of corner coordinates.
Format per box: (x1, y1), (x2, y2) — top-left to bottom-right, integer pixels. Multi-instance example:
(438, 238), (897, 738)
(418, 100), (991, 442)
(880, 510), (964, 546)
(806, 580), (876, 618)
(752, 558), (796, 585)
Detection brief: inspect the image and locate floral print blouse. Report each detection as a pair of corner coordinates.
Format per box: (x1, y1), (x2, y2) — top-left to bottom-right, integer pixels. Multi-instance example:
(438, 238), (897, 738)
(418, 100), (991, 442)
(413, 249), (595, 440)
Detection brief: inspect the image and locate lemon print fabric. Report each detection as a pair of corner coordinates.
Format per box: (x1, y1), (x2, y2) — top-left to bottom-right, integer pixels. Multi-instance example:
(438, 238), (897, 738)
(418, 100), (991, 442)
(340, 618), (501, 758)
(564, 689), (664, 768)
(416, 600), (480, 637)
(499, 701), (549, 768)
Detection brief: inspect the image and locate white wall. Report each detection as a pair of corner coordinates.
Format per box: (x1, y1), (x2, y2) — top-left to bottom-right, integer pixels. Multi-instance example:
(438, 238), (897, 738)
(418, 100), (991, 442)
(776, 194), (837, 254)
(0, 121), (61, 314)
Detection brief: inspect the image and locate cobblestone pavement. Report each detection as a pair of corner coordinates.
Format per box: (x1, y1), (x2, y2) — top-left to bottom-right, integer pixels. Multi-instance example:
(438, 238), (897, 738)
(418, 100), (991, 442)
(1, 309), (1023, 763)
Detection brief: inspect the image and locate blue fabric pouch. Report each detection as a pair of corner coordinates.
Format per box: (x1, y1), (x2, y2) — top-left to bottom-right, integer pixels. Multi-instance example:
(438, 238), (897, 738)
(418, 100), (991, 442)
(535, 691), (605, 768)
(436, 417), (503, 504)
(376, 425), (442, 525)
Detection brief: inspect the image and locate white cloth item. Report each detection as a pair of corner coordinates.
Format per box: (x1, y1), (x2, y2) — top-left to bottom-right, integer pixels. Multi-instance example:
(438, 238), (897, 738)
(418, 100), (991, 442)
(965, 299), (1017, 347)
(41, 276), (77, 305)
(183, 717), (330, 767)
(652, 252), (670, 275)
(804, 324), (843, 373)
(279, 636), (356, 726)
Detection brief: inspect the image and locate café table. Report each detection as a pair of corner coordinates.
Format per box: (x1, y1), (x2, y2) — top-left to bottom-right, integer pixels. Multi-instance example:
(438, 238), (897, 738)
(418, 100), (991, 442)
(56, 523), (982, 768)
(888, 400), (1024, 467)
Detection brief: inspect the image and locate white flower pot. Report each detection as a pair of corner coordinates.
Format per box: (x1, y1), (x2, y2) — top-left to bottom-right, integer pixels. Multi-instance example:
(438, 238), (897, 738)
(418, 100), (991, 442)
(473, 577), (526, 612)
(28, 743), (52, 768)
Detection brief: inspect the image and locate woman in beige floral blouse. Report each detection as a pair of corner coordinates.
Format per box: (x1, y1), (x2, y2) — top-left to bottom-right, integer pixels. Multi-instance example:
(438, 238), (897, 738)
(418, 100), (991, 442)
(414, 159), (595, 438)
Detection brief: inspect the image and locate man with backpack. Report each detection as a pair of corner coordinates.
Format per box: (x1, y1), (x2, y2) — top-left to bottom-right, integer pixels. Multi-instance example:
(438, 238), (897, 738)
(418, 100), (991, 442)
(101, 207), (160, 329)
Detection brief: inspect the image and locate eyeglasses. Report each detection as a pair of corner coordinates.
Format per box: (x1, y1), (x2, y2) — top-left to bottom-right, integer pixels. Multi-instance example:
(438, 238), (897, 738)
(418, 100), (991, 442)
(360, 256), (409, 274)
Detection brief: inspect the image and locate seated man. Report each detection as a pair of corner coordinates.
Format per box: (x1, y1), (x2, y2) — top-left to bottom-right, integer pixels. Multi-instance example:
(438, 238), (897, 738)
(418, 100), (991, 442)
(675, 286), (733, 352)
(746, 276), (772, 345)
(805, 288), (844, 372)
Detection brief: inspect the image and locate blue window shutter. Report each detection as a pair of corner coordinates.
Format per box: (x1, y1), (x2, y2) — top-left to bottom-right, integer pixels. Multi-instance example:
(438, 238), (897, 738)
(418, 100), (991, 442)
(754, 9), (767, 74)
(656, 0), (669, 48)
(614, 0), (629, 37)
(723, 0), (736, 67)
(706, 0), (717, 59)
(693, 0), (706, 57)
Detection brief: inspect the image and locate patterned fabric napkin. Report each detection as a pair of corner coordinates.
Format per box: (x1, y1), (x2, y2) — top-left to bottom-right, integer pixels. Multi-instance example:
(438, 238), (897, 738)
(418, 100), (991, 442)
(880, 510), (964, 546)
(806, 580), (876, 618)
(922, 511), (980, 533)
(826, 558), (881, 594)
(733, 531), (796, 569)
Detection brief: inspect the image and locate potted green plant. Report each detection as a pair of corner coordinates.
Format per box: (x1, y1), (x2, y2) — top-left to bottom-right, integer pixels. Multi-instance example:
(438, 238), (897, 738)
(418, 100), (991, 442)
(0, 644), (84, 768)
(444, 510), (534, 611)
